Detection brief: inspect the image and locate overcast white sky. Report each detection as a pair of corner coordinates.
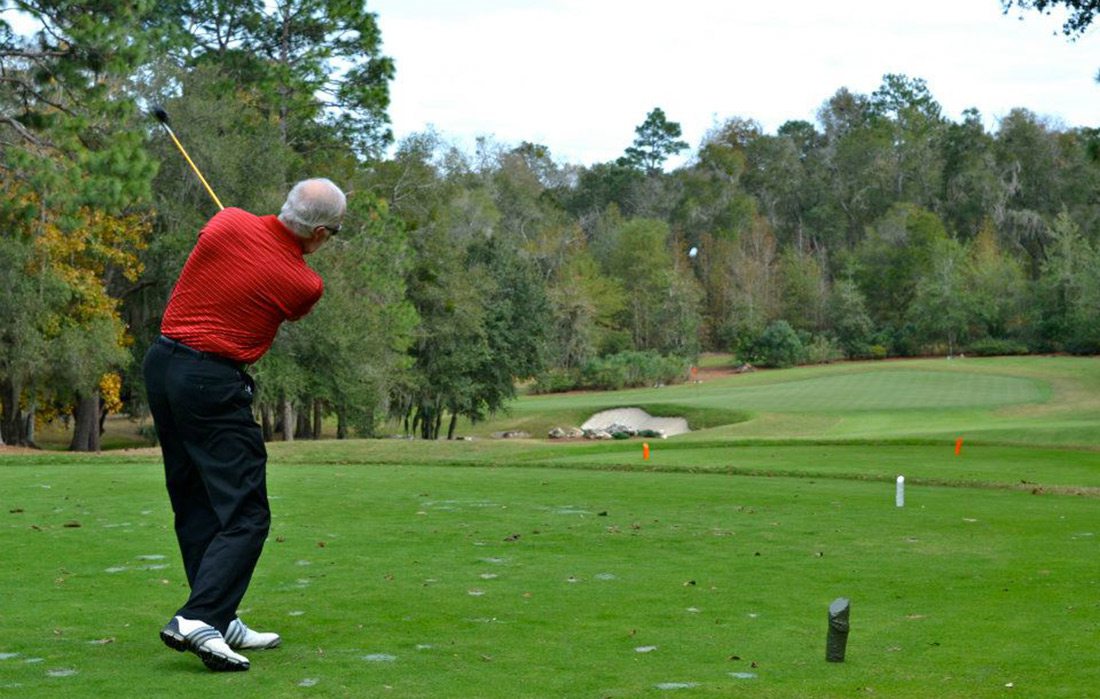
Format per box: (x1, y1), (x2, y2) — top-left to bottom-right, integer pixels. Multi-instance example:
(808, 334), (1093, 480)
(369, 0), (1097, 167)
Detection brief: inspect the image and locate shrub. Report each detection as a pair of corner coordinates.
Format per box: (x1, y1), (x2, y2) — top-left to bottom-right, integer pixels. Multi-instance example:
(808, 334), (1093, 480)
(868, 344), (888, 360)
(531, 368), (581, 394)
(580, 351), (690, 391)
(804, 335), (845, 364)
(965, 338), (1029, 357)
(744, 321), (804, 368)
(531, 353), (692, 393)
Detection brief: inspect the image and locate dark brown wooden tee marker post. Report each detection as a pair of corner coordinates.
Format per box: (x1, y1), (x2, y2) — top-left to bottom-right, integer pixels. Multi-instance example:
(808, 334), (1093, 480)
(826, 597), (850, 662)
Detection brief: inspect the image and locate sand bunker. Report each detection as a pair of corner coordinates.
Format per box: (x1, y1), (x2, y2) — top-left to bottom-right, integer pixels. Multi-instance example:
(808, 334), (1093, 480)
(581, 408), (689, 437)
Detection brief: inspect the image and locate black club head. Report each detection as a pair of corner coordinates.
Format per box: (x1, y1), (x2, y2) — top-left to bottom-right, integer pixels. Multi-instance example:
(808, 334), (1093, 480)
(151, 105), (170, 125)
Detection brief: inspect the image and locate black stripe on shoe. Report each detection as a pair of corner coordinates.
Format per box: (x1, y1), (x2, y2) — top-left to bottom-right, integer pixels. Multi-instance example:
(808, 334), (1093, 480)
(159, 619), (187, 652)
(224, 620), (243, 648)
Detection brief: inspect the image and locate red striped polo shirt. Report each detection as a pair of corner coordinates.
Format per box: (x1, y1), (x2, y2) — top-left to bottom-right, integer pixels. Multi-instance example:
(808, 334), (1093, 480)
(160, 207), (324, 364)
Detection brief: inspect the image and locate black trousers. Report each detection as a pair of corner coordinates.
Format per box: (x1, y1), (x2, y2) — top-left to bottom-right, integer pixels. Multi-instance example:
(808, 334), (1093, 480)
(143, 336), (270, 634)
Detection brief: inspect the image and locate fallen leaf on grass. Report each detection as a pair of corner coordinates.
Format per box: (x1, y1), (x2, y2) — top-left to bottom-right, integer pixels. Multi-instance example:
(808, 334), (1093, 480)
(63, 521), (81, 528)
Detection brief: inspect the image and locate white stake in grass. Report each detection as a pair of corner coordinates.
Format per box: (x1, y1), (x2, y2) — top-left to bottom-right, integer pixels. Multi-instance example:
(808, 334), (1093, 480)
(895, 475), (905, 507)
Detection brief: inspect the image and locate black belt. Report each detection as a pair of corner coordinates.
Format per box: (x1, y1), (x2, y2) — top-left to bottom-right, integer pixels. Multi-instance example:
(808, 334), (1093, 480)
(156, 335), (246, 371)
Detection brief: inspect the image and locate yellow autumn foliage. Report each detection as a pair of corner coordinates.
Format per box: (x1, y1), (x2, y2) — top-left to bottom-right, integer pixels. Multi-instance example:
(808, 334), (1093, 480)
(99, 372), (124, 414)
(33, 207), (151, 327)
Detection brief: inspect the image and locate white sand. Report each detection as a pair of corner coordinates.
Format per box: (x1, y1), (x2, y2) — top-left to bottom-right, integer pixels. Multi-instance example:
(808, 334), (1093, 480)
(581, 408), (690, 437)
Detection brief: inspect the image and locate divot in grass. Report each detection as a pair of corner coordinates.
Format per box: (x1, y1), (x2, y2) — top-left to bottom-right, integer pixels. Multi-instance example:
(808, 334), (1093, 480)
(730, 672), (758, 680)
(363, 654), (396, 662)
(635, 645), (658, 653)
(298, 678), (319, 687)
(655, 682), (699, 690)
(552, 507), (592, 516)
(46, 668), (77, 677)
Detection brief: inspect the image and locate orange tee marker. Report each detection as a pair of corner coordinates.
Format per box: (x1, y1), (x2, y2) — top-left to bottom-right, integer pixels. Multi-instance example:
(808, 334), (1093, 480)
(643, 442), (650, 461)
(954, 438), (964, 455)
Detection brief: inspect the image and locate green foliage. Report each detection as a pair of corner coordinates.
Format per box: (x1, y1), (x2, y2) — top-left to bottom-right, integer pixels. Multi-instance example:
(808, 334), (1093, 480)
(534, 351), (689, 393)
(1002, 0), (1099, 36)
(907, 237), (969, 354)
(740, 320), (805, 368)
(531, 367), (580, 394)
(579, 351), (689, 391)
(4, 2), (1100, 448)
(618, 107), (689, 174)
(965, 338), (1030, 356)
(286, 194), (418, 437)
(602, 217), (703, 355)
(803, 334), (845, 364)
(0, 3), (157, 447)
(855, 202), (950, 329)
(147, 0), (395, 160)
(825, 278), (874, 357)
(547, 251), (627, 369)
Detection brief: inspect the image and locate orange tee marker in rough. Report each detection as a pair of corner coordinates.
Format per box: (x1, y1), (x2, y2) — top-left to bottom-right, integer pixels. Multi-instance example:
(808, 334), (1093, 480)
(643, 442), (650, 461)
(954, 438), (964, 455)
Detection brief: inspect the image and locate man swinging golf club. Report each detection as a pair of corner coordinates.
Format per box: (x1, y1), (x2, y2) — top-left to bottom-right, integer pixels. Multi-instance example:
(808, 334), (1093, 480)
(143, 177), (345, 671)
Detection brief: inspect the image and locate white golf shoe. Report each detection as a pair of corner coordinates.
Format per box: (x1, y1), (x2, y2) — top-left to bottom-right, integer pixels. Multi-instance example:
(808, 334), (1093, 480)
(160, 616), (250, 672)
(225, 617), (282, 650)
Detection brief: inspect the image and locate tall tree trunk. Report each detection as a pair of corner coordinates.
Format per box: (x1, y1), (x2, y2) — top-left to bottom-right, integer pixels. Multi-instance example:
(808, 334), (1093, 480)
(69, 393), (101, 452)
(312, 399), (323, 439)
(281, 397), (294, 442)
(447, 413), (458, 440)
(359, 405), (374, 439)
(1, 378), (24, 446)
(260, 404), (273, 442)
(336, 405), (348, 440)
(295, 406), (310, 439)
(23, 402), (35, 447)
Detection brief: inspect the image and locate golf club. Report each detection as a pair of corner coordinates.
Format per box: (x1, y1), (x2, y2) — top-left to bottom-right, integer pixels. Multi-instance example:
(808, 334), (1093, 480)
(151, 105), (224, 211)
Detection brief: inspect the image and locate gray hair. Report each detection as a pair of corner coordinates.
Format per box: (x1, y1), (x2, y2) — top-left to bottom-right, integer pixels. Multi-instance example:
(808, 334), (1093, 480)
(278, 178), (346, 238)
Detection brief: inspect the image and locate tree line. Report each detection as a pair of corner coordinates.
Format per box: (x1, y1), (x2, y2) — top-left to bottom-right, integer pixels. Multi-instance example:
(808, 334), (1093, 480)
(1, 1), (1097, 449)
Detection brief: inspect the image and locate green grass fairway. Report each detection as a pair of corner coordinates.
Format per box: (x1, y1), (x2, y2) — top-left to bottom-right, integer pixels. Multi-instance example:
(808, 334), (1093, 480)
(3, 356), (1099, 697)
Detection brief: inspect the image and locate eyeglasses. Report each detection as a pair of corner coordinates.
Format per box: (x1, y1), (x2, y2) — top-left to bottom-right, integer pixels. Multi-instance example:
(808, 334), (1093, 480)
(319, 224), (340, 236)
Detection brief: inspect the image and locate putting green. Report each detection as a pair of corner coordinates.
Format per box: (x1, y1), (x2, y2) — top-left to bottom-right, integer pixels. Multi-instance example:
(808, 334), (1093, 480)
(691, 369), (1048, 412)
